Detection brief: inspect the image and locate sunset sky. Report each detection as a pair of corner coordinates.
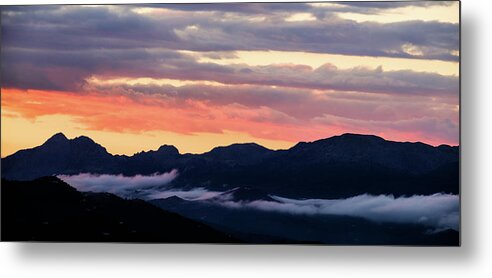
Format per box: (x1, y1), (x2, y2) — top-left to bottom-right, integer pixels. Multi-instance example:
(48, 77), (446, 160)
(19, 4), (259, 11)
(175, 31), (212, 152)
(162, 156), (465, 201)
(1, 2), (460, 157)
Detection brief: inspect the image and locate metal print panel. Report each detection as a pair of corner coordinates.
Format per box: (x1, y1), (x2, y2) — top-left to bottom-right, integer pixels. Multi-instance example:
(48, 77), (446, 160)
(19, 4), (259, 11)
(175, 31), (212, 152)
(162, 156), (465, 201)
(0, 1), (460, 245)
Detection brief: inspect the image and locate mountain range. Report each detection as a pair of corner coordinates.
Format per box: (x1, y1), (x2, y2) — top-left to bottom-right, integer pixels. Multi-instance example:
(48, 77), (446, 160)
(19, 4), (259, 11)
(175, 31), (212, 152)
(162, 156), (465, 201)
(1, 132), (460, 244)
(1, 132), (459, 198)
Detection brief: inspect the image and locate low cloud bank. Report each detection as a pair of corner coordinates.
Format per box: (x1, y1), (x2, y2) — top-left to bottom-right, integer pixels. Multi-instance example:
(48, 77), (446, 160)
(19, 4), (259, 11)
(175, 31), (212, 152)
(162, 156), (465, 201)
(58, 172), (459, 230)
(58, 170), (179, 198)
(58, 171), (224, 201)
(147, 188), (224, 201)
(217, 193), (459, 231)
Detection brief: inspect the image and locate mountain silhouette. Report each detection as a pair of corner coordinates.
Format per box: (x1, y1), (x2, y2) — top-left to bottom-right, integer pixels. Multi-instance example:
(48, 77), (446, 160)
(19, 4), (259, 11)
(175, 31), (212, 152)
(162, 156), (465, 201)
(202, 143), (272, 165)
(1, 176), (238, 242)
(1, 132), (459, 198)
(2, 133), (116, 180)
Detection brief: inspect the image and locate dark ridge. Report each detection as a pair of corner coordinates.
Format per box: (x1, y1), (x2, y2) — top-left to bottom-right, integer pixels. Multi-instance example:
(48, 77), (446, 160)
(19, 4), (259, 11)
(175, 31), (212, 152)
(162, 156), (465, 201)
(1, 177), (239, 243)
(202, 143), (273, 165)
(151, 196), (190, 209)
(161, 195), (187, 202)
(335, 133), (386, 141)
(217, 187), (276, 202)
(207, 142), (272, 155)
(72, 135), (96, 144)
(1, 132), (459, 198)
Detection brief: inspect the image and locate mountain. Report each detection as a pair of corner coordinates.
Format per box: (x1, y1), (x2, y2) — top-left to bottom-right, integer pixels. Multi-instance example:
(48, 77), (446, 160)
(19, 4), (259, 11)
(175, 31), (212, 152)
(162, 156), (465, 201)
(288, 133), (457, 175)
(1, 176), (238, 242)
(202, 143), (272, 165)
(1, 132), (459, 198)
(1, 133), (117, 180)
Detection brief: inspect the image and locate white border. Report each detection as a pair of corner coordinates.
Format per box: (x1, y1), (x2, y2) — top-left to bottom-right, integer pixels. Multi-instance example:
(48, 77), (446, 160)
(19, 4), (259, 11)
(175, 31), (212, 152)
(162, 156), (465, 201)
(2, 1), (492, 277)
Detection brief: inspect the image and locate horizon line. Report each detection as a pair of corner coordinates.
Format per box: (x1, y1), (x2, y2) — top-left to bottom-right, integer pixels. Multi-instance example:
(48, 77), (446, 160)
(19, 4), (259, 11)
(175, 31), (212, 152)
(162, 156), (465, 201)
(1, 131), (460, 159)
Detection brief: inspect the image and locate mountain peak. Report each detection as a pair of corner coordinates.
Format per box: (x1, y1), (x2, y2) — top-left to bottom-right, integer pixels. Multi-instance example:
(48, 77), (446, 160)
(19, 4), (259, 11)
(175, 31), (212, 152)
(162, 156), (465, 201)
(292, 133), (386, 150)
(220, 187), (276, 202)
(43, 132), (69, 145)
(201, 143), (272, 165)
(210, 142), (270, 153)
(336, 133), (385, 141)
(162, 195), (186, 202)
(315, 133), (387, 146)
(70, 135), (110, 155)
(72, 135), (96, 144)
(157, 145), (180, 156)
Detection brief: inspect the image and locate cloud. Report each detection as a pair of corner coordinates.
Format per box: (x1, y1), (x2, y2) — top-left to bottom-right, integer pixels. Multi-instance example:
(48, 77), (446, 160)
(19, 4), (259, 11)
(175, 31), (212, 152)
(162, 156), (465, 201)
(58, 171), (226, 201)
(58, 170), (178, 198)
(83, 80), (458, 144)
(1, 4), (459, 147)
(89, 79), (458, 123)
(334, 1), (455, 13)
(1, 47), (188, 91)
(57, 171), (459, 230)
(1, 5), (458, 61)
(3, 87), (459, 146)
(143, 2), (453, 16)
(154, 3), (313, 14)
(2, 44), (459, 95)
(313, 114), (459, 145)
(147, 188), (224, 201)
(1, 5), (458, 95)
(218, 193), (459, 231)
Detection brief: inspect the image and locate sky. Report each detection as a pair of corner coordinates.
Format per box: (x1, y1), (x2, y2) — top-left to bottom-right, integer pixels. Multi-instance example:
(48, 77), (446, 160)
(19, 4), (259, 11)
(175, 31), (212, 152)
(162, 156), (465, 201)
(0, 1), (460, 157)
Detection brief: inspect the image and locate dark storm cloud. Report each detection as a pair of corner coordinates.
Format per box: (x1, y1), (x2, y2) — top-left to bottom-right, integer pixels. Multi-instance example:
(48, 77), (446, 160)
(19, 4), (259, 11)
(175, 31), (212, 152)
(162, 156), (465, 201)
(129, 61), (459, 96)
(207, 64), (459, 95)
(1, 4), (458, 60)
(337, 1), (455, 12)
(148, 2), (313, 14)
(1, 3), (459, 97)
(1, 47), (188, 91)
(1, 5), (180, 51)
(2, 41), (458, 95)
(176, 62), (455, 96)
(157, 1), (452, 15)
(172, 18), (459, 61)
